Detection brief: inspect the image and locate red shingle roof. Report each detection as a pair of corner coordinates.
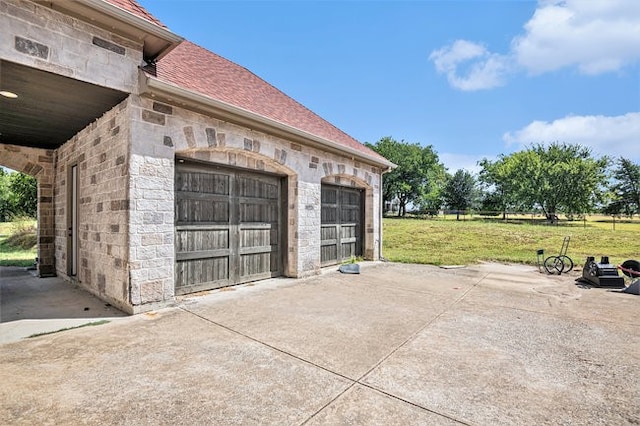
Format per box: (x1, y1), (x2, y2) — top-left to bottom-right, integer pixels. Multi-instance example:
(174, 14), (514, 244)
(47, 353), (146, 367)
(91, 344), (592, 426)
(154, 41), (388, 165)
(103, 0), (166, 28)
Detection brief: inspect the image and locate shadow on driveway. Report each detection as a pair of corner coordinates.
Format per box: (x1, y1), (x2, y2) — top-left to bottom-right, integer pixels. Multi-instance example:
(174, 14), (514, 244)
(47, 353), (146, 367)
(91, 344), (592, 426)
(0, 266), (127, 343)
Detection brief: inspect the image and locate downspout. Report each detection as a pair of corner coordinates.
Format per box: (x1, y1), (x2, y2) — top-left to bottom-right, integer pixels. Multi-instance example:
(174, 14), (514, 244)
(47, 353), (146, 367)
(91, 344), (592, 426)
(379, 166), (393, 261)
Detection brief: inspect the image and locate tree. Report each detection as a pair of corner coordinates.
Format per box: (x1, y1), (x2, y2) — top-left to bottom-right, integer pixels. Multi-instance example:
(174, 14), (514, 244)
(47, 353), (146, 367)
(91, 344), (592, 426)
(443, 169), (477, 220)
(366, 137), (446, 217)
(0, 169), (37, 221)
(487, 143), (608, 219)
(0, 169), (11, 222)
(478, 157), (516, 219)
(607, 157), (640, 217)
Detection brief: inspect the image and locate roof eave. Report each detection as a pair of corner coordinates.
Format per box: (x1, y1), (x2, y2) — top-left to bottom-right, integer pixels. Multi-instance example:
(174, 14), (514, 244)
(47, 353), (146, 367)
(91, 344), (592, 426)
(57, 0), (183, 60)
(140, 73), (396, 169)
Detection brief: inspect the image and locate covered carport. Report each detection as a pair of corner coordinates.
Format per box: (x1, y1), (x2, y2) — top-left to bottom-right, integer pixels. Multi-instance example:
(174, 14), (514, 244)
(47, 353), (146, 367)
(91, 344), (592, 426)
(0, 59), (128, 277)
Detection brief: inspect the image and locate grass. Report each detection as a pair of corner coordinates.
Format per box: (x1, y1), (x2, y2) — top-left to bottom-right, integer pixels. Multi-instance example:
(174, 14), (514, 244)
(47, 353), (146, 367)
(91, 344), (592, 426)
(1, 215), (638, 269)
(383, 215), (640, 267)
(0, 219), (37, 267)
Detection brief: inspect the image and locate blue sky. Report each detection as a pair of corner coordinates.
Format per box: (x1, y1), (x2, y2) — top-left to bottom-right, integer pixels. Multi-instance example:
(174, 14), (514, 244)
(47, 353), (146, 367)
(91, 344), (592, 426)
(139, 0), (640, 173)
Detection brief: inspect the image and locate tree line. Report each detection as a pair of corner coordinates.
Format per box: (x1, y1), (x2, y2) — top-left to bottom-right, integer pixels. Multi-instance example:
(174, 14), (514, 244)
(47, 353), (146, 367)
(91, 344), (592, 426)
(366, 137), (640, 221)
(0, 169), (37, 222)
(2, 140), (638, 223)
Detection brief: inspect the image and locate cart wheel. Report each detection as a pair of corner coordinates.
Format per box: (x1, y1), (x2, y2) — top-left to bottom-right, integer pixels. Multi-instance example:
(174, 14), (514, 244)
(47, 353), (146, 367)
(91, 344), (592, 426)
(559, 256), (574, 273)
(621, 259), (640, 278)
(544, 256), (564, 275)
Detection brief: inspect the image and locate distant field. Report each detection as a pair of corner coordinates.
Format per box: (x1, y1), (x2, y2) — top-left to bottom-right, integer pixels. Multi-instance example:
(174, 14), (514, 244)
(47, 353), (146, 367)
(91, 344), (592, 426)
(383, 216), (640, 267)
(0, 220), (37, 267)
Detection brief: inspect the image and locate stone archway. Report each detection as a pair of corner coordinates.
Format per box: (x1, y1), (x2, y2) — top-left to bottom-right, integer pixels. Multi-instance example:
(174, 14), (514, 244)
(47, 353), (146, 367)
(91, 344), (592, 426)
(0, 144), (55, 276)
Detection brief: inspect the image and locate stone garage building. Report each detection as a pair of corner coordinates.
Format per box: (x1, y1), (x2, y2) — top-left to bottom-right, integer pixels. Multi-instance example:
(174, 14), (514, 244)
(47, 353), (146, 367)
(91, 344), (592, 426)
(0, 0), (394, 313)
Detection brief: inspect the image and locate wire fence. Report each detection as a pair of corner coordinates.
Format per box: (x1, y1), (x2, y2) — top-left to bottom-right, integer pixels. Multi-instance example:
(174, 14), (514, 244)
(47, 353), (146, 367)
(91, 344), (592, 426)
(384, 209), (640, 230)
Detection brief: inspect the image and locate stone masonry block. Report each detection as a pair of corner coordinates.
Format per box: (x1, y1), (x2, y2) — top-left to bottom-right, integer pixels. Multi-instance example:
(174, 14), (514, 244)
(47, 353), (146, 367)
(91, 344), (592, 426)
(136, 246), (156, 261)
(183, 126), (196, 148)
(143, 212), (163, 225)
(152, 102), (173, 115)
(92, 36), (125, 55)
(141, 234), (163, 246)
(206, 128), (217, 147)
(15, 36), (49, 59)
(141, 110), (165, 126)
(140, 280), (164, 304)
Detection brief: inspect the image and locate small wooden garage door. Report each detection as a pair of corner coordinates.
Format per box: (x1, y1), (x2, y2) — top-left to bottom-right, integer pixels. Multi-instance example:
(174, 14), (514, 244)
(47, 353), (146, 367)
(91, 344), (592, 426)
(175, 163), (283, 294)
(321, 184), (364, 265)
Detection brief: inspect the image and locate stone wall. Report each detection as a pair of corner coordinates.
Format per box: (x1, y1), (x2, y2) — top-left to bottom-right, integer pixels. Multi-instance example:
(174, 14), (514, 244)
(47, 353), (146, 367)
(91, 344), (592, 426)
(0, 0), (142, 92)
(127, 98), (176, 310)
(130, 94), (383, 279)
(54, 100), (132, 312)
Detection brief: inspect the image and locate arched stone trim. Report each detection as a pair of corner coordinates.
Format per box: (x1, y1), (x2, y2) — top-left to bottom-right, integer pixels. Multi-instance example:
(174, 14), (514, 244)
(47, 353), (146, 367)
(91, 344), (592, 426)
(175, 147), (300, 277)
(321, 173), (375, 261)
(0, 144), (55, 276)
(176, 146), (296, 178)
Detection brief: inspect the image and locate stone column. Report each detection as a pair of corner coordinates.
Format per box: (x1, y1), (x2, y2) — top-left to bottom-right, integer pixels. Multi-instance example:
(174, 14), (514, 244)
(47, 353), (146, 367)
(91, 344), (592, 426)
(35, 157), (55, 277)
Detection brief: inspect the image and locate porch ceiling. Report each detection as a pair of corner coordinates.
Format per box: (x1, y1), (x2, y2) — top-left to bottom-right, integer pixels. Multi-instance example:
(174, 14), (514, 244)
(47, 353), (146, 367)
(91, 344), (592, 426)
(0, 60), (128, 150)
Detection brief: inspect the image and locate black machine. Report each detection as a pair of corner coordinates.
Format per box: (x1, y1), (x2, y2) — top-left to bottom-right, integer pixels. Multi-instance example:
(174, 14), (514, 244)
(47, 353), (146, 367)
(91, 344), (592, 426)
(580, 256), (625, 287)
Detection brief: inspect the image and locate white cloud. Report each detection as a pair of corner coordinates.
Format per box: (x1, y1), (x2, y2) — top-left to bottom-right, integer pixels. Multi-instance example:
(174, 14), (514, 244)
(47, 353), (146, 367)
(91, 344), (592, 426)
(429, 40), (510, 91)
(513, 0), (640, 75)
(503, 112), (640, 160)
(430, 0), (640, 90)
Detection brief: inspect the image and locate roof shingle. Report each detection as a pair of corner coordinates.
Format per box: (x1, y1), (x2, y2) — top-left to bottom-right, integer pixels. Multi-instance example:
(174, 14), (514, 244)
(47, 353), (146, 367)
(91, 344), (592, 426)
(103, 0), (166, 28)
(154, 40), (388, 165)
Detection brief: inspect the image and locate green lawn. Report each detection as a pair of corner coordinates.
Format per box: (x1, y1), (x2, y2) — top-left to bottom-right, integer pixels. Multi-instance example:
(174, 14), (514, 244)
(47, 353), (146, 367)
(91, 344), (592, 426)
(1, 216), (638, 269)
(383, 216), (640, 267)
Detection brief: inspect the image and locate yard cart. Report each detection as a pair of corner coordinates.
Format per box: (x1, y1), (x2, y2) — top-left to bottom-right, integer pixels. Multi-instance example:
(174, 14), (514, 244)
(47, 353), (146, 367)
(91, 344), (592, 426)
(537, 236), (573, 275)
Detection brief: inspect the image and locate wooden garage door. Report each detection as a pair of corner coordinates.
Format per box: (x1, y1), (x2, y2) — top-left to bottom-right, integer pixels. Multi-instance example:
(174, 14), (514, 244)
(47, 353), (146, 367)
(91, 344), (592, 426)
(175, 163), (283, 294)
(321, 184), (363, 265)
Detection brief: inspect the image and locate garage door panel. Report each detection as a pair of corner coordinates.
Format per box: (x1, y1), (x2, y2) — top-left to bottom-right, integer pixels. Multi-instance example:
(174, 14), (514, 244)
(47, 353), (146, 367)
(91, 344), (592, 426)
(321, 243), (338, 265)
(176, 197), (230, 223)
(341, 190), (359, 205)
(340, 224), (357, 238)
(240, 201), (278, 223)
(240, 252), (277, 281)
(175, 257), (230, 294)
(176, 164), (283, 293)
(340, 207), (360, 223)
(239, 176), (279, 199)
(321, 185), (363, 265)
(176, 171), (230, 195)
(176, 227), (229, 253)
(322, 186), (337, 203)
(341, 242), (357, 258)
(240, 226), (276, 248)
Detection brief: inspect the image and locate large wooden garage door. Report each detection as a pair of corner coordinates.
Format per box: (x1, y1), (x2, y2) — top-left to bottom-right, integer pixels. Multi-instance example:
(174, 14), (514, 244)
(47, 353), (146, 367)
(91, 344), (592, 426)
(175, 163), (283, 294)
(321, 184), (364, 265)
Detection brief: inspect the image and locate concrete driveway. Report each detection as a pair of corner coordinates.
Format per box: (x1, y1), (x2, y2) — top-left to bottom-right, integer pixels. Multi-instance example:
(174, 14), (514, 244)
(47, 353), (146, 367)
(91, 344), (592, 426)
(0, 262), (638, 425)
